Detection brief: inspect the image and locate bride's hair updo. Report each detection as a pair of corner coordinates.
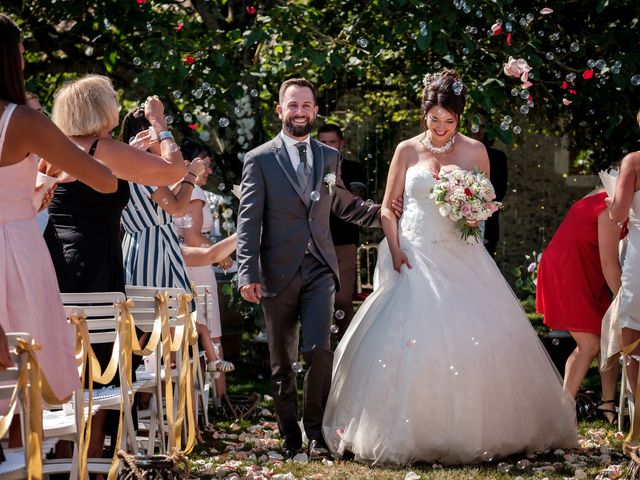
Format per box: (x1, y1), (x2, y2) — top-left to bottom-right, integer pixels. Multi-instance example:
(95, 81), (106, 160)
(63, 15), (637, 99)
(421, 69), (466, 130)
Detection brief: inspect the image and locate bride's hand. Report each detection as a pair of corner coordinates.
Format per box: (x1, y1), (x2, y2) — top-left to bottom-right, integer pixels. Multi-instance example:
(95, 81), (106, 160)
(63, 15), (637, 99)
(466, 219), (479, 227)
(392, 249), (412, 273)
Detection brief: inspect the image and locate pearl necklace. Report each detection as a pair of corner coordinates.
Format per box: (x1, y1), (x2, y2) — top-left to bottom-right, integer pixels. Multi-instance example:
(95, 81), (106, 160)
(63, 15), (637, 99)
(423, 131), (456, 154)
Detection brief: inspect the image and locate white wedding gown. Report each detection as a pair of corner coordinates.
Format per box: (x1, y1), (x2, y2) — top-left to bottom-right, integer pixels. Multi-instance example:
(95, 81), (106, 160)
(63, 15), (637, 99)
(322, 166), (577, 466)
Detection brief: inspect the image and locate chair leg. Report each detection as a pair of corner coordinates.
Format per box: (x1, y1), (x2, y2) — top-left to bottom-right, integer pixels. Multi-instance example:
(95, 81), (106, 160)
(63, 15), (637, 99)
(619, 364), (627, 431)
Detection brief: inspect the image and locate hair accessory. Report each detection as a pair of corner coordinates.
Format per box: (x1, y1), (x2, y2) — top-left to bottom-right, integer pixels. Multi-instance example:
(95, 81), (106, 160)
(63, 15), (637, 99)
(423, 131), (456, 154)
(422, 73), (438, 87)
(158, 130), (174, 142)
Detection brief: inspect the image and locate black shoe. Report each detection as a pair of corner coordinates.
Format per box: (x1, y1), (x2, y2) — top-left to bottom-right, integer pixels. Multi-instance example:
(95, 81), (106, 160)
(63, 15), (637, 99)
(281, 439), (302, 460)
(308, 439), (332, 460)
(596, 399), (618, 425)
(283, 448), (300, 460)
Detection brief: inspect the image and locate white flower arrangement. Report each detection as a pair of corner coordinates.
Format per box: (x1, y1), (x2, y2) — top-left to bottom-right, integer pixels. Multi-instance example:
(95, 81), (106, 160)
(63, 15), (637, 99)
(324, 172), (337, 196)
(203, 190), (237, 238)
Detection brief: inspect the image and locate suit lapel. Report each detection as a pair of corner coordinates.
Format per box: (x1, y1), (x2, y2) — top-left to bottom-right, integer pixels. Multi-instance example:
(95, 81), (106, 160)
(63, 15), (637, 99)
(309, 139), (325, 214)
(272, 136), (307, 205)
(310, 139), (325, 192)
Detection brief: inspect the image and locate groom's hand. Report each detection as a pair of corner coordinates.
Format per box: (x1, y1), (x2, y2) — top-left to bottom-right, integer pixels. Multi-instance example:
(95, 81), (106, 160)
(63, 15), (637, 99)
(240, 283), (262, 304)
(391, 195), (404, 218)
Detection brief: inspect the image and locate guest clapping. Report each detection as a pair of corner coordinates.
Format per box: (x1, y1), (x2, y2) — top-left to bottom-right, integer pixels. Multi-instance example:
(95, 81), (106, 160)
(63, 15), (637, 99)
(536, 187), (623, 422)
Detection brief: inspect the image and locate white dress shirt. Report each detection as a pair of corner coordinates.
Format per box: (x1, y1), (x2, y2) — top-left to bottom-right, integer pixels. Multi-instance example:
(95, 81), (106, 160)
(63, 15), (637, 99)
(280, 131), (313, 171)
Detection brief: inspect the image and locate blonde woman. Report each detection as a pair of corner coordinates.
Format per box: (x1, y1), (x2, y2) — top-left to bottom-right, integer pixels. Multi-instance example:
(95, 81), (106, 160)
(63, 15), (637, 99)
(44, 74), (186, 459)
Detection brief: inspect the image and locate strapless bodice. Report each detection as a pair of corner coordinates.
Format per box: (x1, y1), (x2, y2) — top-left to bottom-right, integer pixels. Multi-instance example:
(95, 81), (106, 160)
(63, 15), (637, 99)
(398, 166), (463, 247)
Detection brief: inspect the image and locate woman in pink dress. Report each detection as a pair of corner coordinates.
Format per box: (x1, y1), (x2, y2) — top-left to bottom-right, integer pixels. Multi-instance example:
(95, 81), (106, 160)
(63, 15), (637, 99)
(0, 14), (116, 401)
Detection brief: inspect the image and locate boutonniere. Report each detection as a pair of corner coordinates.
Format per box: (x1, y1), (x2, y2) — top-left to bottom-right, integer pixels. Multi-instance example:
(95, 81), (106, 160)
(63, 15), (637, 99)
(323, 171), (337, 196)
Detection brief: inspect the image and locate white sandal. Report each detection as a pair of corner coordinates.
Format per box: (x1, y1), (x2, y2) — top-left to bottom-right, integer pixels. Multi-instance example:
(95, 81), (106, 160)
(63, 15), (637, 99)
(206, 359), (235, 373)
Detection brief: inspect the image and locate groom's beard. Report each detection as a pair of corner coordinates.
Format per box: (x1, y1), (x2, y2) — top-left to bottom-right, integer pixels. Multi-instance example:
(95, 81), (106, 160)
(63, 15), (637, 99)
(285, 115), (316, 137)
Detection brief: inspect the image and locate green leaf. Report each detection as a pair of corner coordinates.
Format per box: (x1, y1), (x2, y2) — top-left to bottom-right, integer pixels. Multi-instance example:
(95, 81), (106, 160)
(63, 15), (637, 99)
(104, 48), (118, 73)
(433, 36), (448, 55)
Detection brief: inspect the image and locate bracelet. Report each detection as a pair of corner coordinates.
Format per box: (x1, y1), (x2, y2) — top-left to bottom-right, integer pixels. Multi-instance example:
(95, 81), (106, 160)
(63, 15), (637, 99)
(186, 172), (197, 179)
(158, 130), (174, 142)
(182, 180), (195, 188)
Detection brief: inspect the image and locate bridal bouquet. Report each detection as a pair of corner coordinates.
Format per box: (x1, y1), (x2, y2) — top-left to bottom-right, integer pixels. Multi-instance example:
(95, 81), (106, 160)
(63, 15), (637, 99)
(430, 168), (502, 244)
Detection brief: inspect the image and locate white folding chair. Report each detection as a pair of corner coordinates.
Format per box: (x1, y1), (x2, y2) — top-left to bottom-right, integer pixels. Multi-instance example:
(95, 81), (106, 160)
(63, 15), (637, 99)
(166, 288), (198, 452)
(125, 286), (197, 454)
(59, 291), (138, 477)
(618, 358), (635, 431)
(193, 284), (214, 423)
(0, 333), (33, 480)
(125, 285), (173, 454)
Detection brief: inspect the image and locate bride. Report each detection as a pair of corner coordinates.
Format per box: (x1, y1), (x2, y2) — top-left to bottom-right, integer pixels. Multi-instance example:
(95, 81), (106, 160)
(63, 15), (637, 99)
(322, 69), (577, 466)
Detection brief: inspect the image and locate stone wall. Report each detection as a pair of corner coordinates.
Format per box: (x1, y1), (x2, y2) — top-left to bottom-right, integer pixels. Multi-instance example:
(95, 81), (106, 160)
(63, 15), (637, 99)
(493, 134), (600, 288)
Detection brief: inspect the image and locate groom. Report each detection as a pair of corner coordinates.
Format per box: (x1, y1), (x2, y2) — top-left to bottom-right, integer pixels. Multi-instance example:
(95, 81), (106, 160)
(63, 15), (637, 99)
(237, 78), (381, 459)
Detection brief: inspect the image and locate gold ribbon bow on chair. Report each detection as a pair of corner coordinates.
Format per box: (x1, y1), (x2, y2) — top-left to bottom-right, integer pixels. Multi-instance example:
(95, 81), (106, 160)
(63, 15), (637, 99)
(172, 292), (198, 454)
(11, 338), (70, 480)
(108, 297), (165, 480)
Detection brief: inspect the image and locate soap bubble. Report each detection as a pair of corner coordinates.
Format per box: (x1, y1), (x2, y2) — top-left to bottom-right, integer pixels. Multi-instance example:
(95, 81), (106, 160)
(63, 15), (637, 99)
(334, 310), (345, 320)
(132, 57), (142, 66)
(310, 191), (321, 202)
(219, 117), (230, 127)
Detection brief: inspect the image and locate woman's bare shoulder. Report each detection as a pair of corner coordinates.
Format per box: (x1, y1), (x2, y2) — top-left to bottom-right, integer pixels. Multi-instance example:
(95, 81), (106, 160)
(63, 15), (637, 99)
(392, 136), (422, 168)
(456, 133), (485, 151)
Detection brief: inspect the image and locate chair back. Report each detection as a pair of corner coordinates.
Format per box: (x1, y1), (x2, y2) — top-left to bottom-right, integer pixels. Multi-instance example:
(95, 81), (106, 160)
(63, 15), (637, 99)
(61, 292), (126, 345)
(0, 333), (33, 477)
(356, 244), (378, 294)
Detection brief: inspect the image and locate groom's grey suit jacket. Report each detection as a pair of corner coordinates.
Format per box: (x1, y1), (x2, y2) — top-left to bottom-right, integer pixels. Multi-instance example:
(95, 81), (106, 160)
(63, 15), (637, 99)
(237, 135), (381, 297)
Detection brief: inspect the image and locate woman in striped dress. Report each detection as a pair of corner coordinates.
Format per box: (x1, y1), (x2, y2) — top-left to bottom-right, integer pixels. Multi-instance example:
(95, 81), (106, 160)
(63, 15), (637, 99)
(120, 107), (234, 375)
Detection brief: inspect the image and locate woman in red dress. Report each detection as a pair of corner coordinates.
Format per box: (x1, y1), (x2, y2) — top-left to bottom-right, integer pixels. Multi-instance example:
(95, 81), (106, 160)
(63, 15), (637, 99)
(537, 187), (624, 422)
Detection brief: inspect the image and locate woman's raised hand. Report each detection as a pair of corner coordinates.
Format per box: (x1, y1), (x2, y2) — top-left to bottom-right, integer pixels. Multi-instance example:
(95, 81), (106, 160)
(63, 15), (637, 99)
(187, 157), (206, 179)
(144, 96), (167, 130)
(128, 128), (156, 151)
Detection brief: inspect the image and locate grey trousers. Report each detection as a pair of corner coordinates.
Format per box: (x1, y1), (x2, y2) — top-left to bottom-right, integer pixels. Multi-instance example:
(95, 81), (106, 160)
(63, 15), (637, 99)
(261, 253), (335, 449)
